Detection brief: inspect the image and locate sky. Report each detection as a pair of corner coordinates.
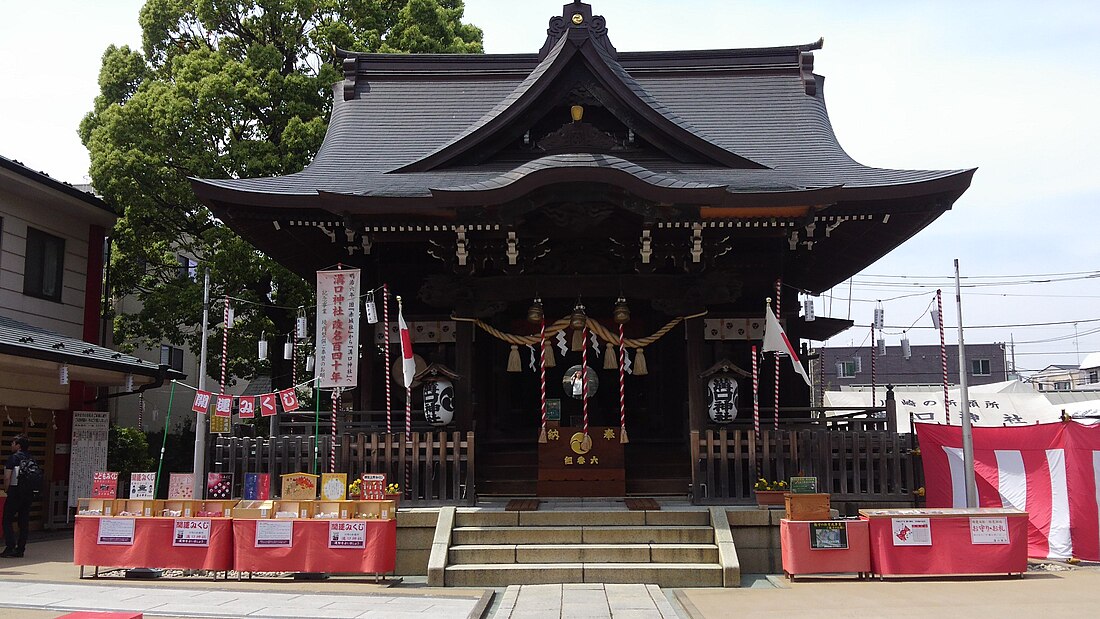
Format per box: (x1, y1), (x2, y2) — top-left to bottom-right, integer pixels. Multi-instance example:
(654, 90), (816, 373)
(1, 0), (1098, 377)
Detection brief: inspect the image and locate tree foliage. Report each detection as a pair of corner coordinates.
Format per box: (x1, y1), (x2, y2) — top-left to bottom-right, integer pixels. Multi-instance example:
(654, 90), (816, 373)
(80, 1), (482, 387)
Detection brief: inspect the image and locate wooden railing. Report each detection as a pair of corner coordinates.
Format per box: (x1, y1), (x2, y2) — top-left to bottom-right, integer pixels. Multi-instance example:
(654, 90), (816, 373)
(690, 429), (921, 504)
(210, 431), (475, 505)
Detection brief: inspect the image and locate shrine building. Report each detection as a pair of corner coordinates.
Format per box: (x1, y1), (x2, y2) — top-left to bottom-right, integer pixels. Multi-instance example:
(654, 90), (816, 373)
(192, 2), (973, 498)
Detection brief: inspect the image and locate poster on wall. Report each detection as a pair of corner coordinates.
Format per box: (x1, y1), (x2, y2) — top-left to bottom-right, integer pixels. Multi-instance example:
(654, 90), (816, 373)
(129, 472), (156, 499)
(207, 473), (233, 500)
(891, 518), (932, 546)
(328, 520), (366, 549)
(244, 473), (270, 500)
(255, 519), (293, 547)
(97, 517), (135, 545)
(173, 519), (212, 547)
(91, 472), (119, 499)
(970, 517), (1010, 544)
(315, 268), (361, 389)
(168, 473), (195, 500)
(809, 521), (849, 549)
(68, 411), (109, 507)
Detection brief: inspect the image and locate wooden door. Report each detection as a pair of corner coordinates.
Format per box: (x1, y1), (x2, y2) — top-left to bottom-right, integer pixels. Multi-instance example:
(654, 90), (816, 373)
(1, 409), (56, 530)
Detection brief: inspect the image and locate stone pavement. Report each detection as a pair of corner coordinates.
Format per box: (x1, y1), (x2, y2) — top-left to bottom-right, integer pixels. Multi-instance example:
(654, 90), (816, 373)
(492, 583), (679, 618)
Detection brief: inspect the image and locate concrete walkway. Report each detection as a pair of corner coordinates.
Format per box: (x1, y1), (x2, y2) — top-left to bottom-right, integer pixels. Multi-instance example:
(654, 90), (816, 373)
(492, 583), (679, 618)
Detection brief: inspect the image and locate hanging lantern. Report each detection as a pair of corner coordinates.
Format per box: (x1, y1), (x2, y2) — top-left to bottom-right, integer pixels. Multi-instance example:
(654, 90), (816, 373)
(124, 373), (135, 393)
(306, 355), (315, 372)
(613, 297), (630, 324)
(284, 337), (294, 360)
(364, 290), (379, 324)
(59, 363), (69, 385)
(877, 338), (887, 356)
(563, 364), (599, 399)
(258, 333), (269, 360)
(527, 298), (544, 324)
(225, 302), (234, 327)
(901, 334), (912, 360)
(874, 303), (884, 330)
(803, 297), (815, 322)
(706, 373), (740, 424)
(296, 307), (308, 339)
(569, 302), (587, 330)
(930, 309), (941, 329)
(421, 376), (455, 426)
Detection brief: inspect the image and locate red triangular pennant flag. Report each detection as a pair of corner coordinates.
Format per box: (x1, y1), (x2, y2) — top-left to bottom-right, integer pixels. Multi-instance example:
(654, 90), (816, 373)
(238, 396), (256, 419)
(259, 393), (277, 417)
(214, 394), (233, 418)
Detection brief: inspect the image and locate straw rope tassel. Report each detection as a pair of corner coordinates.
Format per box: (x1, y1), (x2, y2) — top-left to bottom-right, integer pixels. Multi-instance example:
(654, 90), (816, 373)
(581, 325), (590, 439)
(543, 338), (556, 368)
(507, 344), (522, 372)
(539, 317), (548, 443)
(633, 347), (648, 376)
(937, 289), (949, 423)
(571, 327), (584, 351)
(618, 322), (628, 444)
(383, 284), (392, 436)
(330, 388), (339, 473)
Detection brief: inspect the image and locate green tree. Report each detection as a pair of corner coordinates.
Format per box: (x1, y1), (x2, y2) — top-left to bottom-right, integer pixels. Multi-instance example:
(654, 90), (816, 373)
(80, 0), (482, 390)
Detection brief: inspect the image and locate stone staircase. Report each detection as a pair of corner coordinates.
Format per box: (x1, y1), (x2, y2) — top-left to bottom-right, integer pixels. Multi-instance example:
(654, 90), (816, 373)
(432, 505), (737, 587)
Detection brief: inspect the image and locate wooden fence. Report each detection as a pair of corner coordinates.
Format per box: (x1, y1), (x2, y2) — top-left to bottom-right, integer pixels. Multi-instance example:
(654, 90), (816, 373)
(691, 429), (921, 504)
(211, 431), (475, 505)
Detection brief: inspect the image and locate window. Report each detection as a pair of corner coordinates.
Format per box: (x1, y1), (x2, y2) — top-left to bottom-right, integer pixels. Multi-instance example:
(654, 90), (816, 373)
(1089, 371), (1098, 384)
(1054, 381), (1071, 391)
(24, 227), (65, 301)
(971, 359), (990, 376)
(177, 255), (197, 280)
(160, 345), (184, 372)
(836, 358), (860, 378)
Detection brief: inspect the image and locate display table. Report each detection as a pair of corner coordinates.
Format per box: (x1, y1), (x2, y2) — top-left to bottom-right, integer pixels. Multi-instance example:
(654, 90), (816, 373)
(780, 519), (870, 579)
(232, 518), (396, 574)
(74, 516), (234, 576)
(860, 508), (1028, 577)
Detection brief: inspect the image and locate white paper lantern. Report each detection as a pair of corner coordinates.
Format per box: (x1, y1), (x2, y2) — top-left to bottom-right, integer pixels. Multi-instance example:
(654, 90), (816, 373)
(901, 335), (912, 360)
(258, 338), (268, 360)
(59, 363), (69, 385)
(296, 316), (308, 339)
(803, 298), (815, 322)
(421, 377), (455, 426)
(364, 291), (379, 324)
(284, 340), (294, 360)
(706, 374), (739, 424)
(306, 355), (315, 372)
(877, 338), (886, 356)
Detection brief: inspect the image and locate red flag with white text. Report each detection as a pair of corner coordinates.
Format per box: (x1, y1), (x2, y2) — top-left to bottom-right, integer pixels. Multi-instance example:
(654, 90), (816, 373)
(279, 388), (301, 412)
(259, 393), (277, 417)
(192, 390), (212, 414)
(238, 396), (256, 419)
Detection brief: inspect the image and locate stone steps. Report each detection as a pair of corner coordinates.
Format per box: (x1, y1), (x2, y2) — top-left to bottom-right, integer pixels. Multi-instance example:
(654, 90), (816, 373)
(440, 507), (731, 587)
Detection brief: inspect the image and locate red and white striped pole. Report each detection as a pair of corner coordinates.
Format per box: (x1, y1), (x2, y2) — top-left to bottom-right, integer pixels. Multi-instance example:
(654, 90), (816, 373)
(383, 284), (392, 435)
(538, 317), (548, 443)
(937, 289), (950, 423)
(331, 388), (339, 472)
(405, 385), (412, 497)
(752, 345), (760, 448)
(581, 324), (590, 439)
(220, 295), (229, 395)
(618, 322), (627, 444)
(871, 322), (877, 408)
(774, 279), (781, 432)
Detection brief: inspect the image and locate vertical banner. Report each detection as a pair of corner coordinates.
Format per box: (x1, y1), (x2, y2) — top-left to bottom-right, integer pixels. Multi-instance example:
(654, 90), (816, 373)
(316, 269), (361, 389)
(69, 411), (109, 507)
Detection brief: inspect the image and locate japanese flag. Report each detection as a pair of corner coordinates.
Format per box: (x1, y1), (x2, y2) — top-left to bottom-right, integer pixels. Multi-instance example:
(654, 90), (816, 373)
(279, 388), (301, 412)
(259, 393), (277, 417)
(192, 390), (212, 414)
(398, 303), (416, 389)
(214, 394), (234, 418)
(238, 396), (256, 419)
(762, 307), (812, 387)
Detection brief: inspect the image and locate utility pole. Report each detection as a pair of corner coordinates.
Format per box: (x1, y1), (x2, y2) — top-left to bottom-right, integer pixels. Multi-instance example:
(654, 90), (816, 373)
(193, 271), (210, 499)
(955, 259), (977, 507)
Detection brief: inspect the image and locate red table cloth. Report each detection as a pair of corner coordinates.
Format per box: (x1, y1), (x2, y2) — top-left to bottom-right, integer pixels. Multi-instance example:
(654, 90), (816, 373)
(74, 516), (234, 571)
(860, 508), (1028, 576)
(232, 518), (396, 574)
(780, 519), (870, 577)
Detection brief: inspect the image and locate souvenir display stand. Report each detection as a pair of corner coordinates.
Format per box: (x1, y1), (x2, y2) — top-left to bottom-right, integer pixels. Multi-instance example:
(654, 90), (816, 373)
(780, 519), (870, 580)
(231, 517), (397, 576)
(859, 508), (1028, 577)
(73, 516), (234, 578)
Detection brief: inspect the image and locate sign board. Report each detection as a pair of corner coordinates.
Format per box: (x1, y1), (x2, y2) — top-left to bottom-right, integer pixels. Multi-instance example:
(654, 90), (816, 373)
(69, 411), (109, 507)
(360, 473), (386, 500)
(789, 477), (818, 494)
(97, 517), (135, 545)
(129, 472), (156, 499)
(546, 399), (561, 422)
(91, 472), (119, 499)
(970, 517), (1010, 544)
(328, 520), (367, 548)
(207, 472), (233, 499)
(809, 521), (849, 549)
(168, 473), (195, 500)
(316, 268), (361, 389)
(891, 517), (932, 546)
(173, 519), (212, 547)
(255, 519), (293, 547)
(210, 411), (231, 434)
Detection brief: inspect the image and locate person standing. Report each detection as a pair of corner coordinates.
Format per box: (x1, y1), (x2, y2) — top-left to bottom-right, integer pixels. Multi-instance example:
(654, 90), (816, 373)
(2, 435), (32, 558)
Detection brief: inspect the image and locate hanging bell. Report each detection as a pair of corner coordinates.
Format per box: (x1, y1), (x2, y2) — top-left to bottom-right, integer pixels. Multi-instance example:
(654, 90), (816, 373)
(569, 302), (587, 330)
(613, 297), (630, 324)
(527, 298), (544, 324)
(365, 290), (379, 324)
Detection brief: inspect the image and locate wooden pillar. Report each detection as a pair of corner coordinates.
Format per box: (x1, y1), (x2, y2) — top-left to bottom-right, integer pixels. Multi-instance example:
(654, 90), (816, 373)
(685, 315), (706, 435)
(455, 321), (474, 433)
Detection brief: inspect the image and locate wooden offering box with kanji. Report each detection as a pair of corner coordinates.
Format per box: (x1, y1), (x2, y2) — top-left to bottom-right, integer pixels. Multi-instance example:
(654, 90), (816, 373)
(281, 473), (319, 500)
(537, 424), (626, 497)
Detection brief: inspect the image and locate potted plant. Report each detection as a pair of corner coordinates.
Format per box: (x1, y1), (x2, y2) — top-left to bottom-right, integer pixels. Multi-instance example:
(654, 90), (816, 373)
(384, 483), (401, 507)
(753, 478), (788, 506)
